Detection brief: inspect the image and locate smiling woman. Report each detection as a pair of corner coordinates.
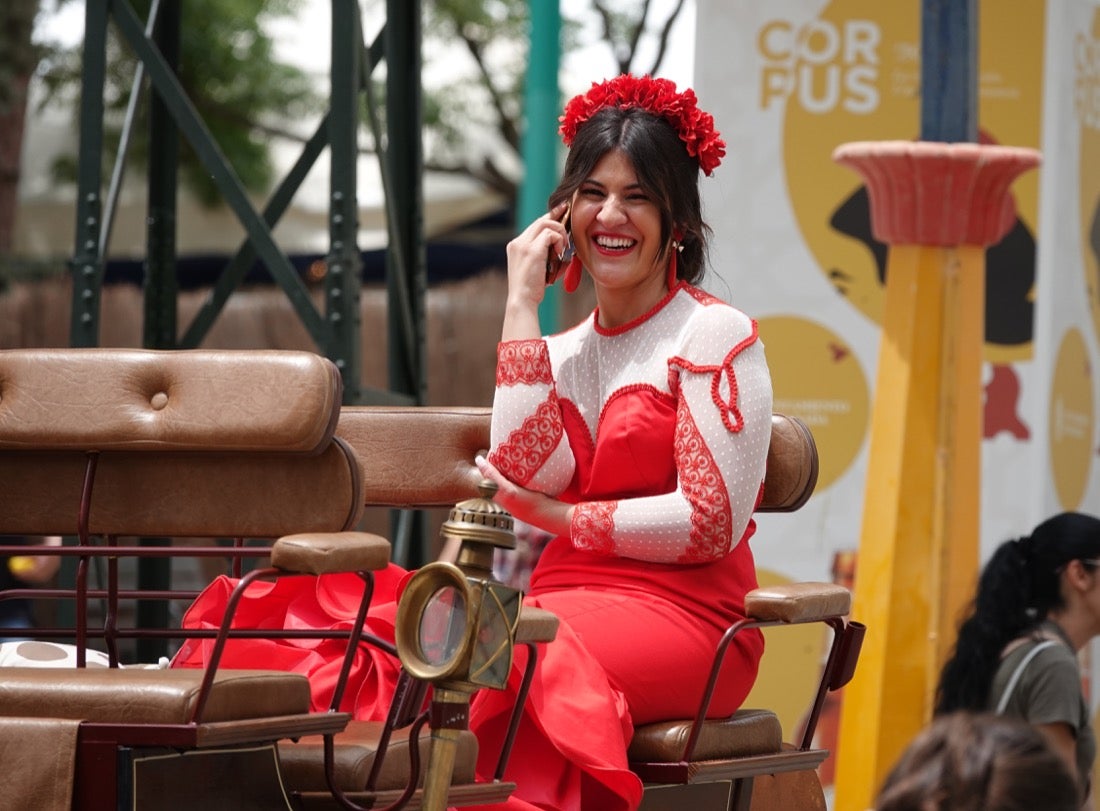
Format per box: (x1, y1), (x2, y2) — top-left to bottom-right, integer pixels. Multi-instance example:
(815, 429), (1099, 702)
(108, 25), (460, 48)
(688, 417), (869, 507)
(470, 74), (773, 810)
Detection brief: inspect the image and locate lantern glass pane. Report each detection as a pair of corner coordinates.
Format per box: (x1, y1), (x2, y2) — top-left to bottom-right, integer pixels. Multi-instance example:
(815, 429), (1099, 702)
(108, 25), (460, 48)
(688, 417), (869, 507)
(419, 586), (466, 666)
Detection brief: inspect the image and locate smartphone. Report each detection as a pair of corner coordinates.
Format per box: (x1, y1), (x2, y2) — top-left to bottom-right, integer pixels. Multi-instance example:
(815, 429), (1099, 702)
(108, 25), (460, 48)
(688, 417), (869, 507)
(545, 207), (574, 285)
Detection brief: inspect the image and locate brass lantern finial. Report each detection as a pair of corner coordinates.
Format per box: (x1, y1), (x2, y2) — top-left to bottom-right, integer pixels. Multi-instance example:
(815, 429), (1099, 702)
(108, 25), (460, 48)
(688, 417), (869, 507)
(441, 478), (515, 580)
(441, 478), (515, 548)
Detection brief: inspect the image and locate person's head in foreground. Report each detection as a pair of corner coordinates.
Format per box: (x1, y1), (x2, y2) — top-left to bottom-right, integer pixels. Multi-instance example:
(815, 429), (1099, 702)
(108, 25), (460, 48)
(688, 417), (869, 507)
(874, 712), (1078, 811)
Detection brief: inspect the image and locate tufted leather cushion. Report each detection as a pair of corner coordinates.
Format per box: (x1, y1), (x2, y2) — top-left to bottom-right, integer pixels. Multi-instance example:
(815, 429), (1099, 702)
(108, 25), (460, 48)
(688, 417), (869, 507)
(335, 407), (814, 513)
(0, 349), (342, 454)
(278, 719), (479, 792)
(628, 708), (782, 763)
(0, 667), (311, 724)
(272, 531), (392, 575)
(744, 582), (852, 623)
(0, 348), (362, 537)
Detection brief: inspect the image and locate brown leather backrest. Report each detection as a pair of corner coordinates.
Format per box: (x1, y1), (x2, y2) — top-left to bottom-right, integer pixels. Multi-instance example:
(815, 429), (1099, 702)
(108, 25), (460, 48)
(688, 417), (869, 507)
(336, 407), (488, 508)
(0, 349), (362, 537)
(335, 407), (818, 513)
(759, 414), (819, 512)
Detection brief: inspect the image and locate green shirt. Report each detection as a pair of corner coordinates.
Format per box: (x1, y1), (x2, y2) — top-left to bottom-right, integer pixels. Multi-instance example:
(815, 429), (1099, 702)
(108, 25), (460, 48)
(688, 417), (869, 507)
(989, 621), (1095, 798)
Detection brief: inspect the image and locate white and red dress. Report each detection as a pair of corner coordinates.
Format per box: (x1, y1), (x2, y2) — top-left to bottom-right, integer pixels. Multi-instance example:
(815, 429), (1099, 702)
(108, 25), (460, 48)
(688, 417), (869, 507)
(473, 281), (773, 809)
(173, 281), (772, 811)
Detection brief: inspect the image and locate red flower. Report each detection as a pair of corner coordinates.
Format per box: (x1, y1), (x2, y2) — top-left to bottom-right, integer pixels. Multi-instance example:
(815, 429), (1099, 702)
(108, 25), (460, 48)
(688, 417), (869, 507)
(559, 74), (726, 176)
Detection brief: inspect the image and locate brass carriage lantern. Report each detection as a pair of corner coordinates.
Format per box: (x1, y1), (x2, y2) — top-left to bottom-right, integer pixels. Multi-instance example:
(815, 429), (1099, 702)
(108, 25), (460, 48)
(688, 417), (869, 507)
(395, 479), (522, 810)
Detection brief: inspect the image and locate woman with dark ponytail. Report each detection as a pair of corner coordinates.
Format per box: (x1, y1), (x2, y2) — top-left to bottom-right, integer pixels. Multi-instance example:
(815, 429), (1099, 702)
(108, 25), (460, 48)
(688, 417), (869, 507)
(934, 512), (1100, 803)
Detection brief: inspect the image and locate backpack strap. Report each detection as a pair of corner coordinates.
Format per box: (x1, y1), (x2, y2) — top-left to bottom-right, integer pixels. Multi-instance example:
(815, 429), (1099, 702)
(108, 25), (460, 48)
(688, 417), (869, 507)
(995, 639), (1059, 715)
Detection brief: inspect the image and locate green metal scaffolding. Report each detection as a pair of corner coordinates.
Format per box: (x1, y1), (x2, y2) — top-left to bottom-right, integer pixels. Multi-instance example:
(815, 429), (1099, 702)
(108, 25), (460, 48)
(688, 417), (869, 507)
(68, 0), (427, 656)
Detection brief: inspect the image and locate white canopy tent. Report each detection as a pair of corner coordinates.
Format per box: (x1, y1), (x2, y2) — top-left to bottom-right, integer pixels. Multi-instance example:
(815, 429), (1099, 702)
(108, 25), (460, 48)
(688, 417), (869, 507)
(13, 90), (505, 262)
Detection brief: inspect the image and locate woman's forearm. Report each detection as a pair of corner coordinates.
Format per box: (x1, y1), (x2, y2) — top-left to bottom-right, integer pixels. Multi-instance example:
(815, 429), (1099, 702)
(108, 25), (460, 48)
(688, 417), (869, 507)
(501, 298), (543, 342)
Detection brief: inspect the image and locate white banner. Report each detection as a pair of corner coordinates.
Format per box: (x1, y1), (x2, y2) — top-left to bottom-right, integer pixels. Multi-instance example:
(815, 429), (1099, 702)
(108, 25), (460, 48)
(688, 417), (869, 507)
(691, 0), (1100, 794)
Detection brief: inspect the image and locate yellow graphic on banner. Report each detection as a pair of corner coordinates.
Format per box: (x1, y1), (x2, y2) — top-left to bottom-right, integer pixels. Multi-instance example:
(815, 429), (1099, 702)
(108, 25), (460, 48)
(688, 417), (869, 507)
(1050, 327), (1095, 511)
(758, 316), (869, 493)
(774, 1), (1042, 366)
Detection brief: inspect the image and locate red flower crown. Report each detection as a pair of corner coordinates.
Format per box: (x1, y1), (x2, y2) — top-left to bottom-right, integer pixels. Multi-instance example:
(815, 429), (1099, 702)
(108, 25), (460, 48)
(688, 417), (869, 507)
(559, 74), (726, 176)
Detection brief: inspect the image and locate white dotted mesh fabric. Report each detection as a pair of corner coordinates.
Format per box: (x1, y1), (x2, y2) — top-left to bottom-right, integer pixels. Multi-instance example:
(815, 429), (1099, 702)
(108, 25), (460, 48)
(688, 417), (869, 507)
(491, 287), (772, 563)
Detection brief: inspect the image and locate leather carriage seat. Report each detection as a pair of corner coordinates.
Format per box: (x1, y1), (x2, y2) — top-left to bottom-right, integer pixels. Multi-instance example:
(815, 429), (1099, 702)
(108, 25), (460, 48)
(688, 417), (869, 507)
(0, 352), (551, 811)
(0, 349), (854, 810)
(281, 409), (854, 810)
(627, 414), (860, 811)
(0, 348), (362, 539)
(0, 348), (388, 810)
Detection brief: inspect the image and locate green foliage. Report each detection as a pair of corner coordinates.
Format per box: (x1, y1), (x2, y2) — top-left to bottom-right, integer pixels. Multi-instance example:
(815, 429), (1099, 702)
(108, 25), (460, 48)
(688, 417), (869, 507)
(40, 0), (321, 207)
(26, 0), (685, 211)
(423, 0), (529, 152)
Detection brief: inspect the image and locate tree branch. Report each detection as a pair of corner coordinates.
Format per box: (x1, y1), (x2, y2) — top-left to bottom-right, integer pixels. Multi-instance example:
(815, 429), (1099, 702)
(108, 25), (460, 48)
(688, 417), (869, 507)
(625, 0), (653, 73)
(591, 1), (628, 74)
(591, 0), (615, 41)
(424, 155), (516, 203)
(252, 118), (327, 147)
(643, 0), (687, 76)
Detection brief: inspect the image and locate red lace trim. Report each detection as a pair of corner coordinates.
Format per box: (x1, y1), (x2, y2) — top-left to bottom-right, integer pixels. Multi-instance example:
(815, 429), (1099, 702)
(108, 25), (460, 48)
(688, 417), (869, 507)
(572, 501), (617, 555)
(669, 319), (759, 433)
(675, 403), (732, 563)
(497, 340), (553, 386)
(487, 399), (563, 486)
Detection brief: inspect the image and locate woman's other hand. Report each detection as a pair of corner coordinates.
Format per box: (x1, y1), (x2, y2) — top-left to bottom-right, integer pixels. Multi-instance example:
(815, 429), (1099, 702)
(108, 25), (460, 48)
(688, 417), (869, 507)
(476, 455), (573, 539)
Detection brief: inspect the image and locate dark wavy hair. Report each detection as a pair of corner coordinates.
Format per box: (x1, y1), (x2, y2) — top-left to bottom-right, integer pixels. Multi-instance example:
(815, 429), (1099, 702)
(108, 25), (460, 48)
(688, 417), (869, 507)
(547, 106), (711, 285)
(876, 712), (1078, 811)
(934, 512), (1100, 714)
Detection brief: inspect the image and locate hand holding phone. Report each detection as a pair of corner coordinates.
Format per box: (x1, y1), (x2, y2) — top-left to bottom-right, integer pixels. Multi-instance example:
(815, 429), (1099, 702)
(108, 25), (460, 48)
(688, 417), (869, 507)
(545, 206), (574, 285)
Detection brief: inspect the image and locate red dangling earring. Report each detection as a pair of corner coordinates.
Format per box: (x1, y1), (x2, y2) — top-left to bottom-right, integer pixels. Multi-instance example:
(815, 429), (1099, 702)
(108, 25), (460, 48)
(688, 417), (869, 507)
(564, 255), (583, 293)
(667, 238), (683, 290)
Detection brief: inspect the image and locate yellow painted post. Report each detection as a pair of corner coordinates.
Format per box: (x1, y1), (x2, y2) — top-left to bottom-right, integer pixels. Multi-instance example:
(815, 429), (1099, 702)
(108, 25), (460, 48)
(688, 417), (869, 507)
(829, 141), (1040, 811)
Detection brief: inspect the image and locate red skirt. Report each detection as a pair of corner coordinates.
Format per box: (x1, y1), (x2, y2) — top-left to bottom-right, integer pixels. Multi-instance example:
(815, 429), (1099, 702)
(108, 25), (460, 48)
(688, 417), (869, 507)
(173, 568), (761, 811)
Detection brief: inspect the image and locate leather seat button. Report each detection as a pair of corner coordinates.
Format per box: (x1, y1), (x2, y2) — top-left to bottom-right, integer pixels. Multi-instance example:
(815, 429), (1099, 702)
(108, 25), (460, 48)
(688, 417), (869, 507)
(150, 391), (169, 410)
